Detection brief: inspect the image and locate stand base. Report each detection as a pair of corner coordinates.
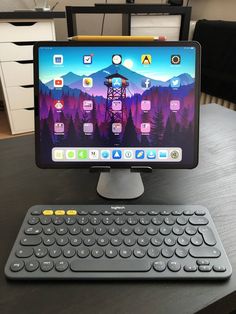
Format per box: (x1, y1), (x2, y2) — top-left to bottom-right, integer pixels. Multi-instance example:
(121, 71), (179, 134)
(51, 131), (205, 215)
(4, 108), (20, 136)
(97, 169), (144, 199)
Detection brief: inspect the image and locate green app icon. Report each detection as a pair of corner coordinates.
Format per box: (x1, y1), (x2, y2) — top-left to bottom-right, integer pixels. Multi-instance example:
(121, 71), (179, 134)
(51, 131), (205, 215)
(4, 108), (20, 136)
(78, 149), (88, 160)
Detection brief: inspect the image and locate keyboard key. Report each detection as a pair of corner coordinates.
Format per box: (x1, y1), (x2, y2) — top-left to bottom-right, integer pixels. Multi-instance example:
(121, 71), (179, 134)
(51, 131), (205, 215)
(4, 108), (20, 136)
(95, 226), (107, 235)
(183, 209), (194, 216)
(168, 261), (181, 272)
(177, 235), (190, 246)
(34, 247), (47, 258)
(78, 209), (88, 215)
(43, 225), (55, 235)
(25, 226), (42, 235)
(213, 265), (226, 272)
(121, 226), (132, 235)
(25, 260), (39, 272)
(127, 217), (138, 225)
(184, 265), (197, 272)
(40, 216), (51, 225)
(49, 247), (62, 258)
(189, 247), (221, 258)
(108, 226), (120, 235)
(195, 209), (206, 216)
(137, 237), (149, 246)
(42, 210), (53, 216)
(102, 217), (113, 225)
(152, 217), (163, 225)
(70, 237), (82, 246)
(52, 217), (64, 225)
(115, 217), (126, 225)
(164, 216), (176, 225)
(134, 226), (145, 235)
(175, 247), (188, 258)
(90, 217), (101, 225)
(159, 226), (171, 235)
(164, 235), (176, 246)
(64, 217), (76, 225)
(189, 216), (209, 226)
(56, 226), (68, 235)
(124, 236), (136, 246)
(137, 210), (147, 215)
(171, 209), (183, 216)
(172, 226), (184, 235)
(176, 217), (188, 225)
(153, 260), (166, 272)
(55, 210), (65, 216)
(125, 210), (135, 215)
(83, 236), (96, 246)
(119, 248), (132, 258)
(114, 210), (123, 215)
(55, 260), (69, 272)
(196, 259), (210, 266)
(77, 247), (90, 258)
(90, 210), (100, 215)
(106, 247), (118, 258)
(56, 236), (69, 246)
(70, 259), (151, 271)
(40, 260), (54, 272)
(162, 247), (174, 258)
(151, 236), (163, 246)
(31, 209), (41, 215)
(16, 247), (33, 258)
(110, 237), (122, 246)
(43, 236), (55, 246)
(83, 226), (94, 235)
(148, 210), (159, 215)
(91, 248), (104, 258)
(198, 226), (216, 246)
(63, 248), (76, 258)
(160, 209), (171, 216)
(21, 236), (41, 246)
(147, 248), (160, 258)
(10, 260), (24, 272)
(191, 234), (203, 246)
(97, 236), (109, 246)
(139, 217), (150, 225)
(133, 248), (146, 258)
(146, 226), (158, 235)
(69, 225), (81, 235)
(66, 210), (77, 216)
(28, 216), (39, 225)
(185, 226), (197, 235)
(199, 265), (212, 272)
(77, 217), (88, 225)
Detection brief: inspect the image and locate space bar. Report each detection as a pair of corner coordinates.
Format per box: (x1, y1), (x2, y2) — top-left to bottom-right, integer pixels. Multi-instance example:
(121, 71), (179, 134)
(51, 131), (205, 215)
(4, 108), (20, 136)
(70, 259), (151, 272)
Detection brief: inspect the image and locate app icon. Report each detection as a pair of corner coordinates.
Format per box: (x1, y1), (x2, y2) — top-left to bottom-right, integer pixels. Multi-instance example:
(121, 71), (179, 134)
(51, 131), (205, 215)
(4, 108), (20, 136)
(124, 150), (133, 160)
(112, 100), (122, 111)
(89, 150), (99, 160)
(170, 100), (180, 111)
(83, 123), (93, 133)
(83, 100), (93, 111)
(54, 78), (63, 88)
(112, 150), (122, 159)
(101, 150), (110, 159)
(112, 77), (122, 88)
(53, 54), (63, 65)
(78, 149), (88, 160)
(83, 77), (93, 88)
(54, 122), (64, 133)
(54, 149), (64, 160)
(112, 54), (122, 65)
(83, 55), (92, 64)
(141, 123), (150, 133)
(135, 150), (145, 159)
(112, 123), (122, 133)
(141, 100), (151, 111)
(147, 150), (156, 159)
(141, 78), (151, 89)
(171, 55), (181, 65)
(170, 150), (179, 159)
(170, 77), (180, 88)
(158, 150), (168, 159)
(54, 100), (64, 110)
(141, 54), (152, 65)
(66, 150), (76, 160)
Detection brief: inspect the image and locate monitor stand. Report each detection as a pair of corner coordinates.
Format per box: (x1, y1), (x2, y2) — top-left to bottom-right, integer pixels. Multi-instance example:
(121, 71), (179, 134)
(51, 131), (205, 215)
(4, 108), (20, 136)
(96, 168), (148, 200)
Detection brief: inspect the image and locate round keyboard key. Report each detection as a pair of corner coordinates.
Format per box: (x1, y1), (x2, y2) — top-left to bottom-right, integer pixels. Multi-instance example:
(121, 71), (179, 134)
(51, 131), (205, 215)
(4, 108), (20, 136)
(115, 217), (126, 225)
(153, 260), (166, 272)
(31, 209), (41, 215)
(167, 261), (181, 272)
(102, 210), (112, 215)
(139, 217), (150, 225)
(63, 248), (76, 258)
(125, 210), (135, 215)
(40, 260), (54, 272)
(16, 247), (33, 258)
(175, 247), (188, 258)
(171, 209), (183, 216)
(55, 260), (69, 272)
(28, 216), (39, 225)
(114, 210), (123, 215)
(25, 226), (42, 235)
(25, 260), (39, 272)
(90, 217), (101, 225)
(69, 225), (81, 235)
(160, 209), (171, 216)
(146, 226), (158, 235)
(70, 237), (82, 246)
(133, 248), (146, 258)
(137, 237), (149, 246)
(91, 247), (104, 258)
(185, 226), (197, 235)
(151, 236), (163, 246)
(95, 226), (107, 235)
(49, 247), (62, 258)
(77, 247), (90, 258)
(34, 246), (47, 258)
(43, 225), (55, 235)
(159, 226), (171, 235)
(56, 226), (68, 235)
(172, 226), (184, 235)
(213, 265), (226, 272)
(184, 265), (197, 272)
(177, 235), (190, 246)
(164, 235), (176, 246)
(110, 237), (122, 246)
(148, 210), (159, 215)
(108, 226), (120, 236)
(83, 236), (96, 246)
(147, 248), (160, 258)
(102, 217), (113, 225)
(77, 216), (88, 225)
(40, 216), (51, 225)
(56, 236), (69, 246)
(177, 216), (188, 225)
(195, 209), (206, 216)
(119, 248), (132, 258)
(52, 217), (64, 225)
(43, 236), (55, 246)
(137, 210), (147, 215)
(90, 210), (100, 215)
(97, 236), (109, 246)
(105, 247), (118, 258)
(124, 236), (136, 246)
(134, 226), (145, 235)
(10, 260), (24, 272)
(152, 217), (163, 225)
(121, 226), (132, 235)
(161, 247), (174, 258)
(78, 209), (88, 215)
(64, 217), (76, 225)
(183, 209), (194, 216)
(164, 216), (176, 225)
(83, 226), (94, 235)
(127, 217), (138, 225)
(191, 234), (203, 246)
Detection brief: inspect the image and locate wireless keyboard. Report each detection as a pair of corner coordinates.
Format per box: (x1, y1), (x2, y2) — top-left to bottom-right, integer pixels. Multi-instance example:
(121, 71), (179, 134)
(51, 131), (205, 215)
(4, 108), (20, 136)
(5, 205), (232, 280)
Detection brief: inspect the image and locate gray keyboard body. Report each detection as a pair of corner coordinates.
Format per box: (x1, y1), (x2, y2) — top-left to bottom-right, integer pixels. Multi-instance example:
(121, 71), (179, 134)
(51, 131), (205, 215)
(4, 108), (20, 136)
(5, 205), (232, 280)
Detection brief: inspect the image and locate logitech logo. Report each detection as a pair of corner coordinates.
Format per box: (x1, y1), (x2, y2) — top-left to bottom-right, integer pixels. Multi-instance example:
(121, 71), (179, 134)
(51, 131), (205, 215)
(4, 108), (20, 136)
(111, 206), (126, 210)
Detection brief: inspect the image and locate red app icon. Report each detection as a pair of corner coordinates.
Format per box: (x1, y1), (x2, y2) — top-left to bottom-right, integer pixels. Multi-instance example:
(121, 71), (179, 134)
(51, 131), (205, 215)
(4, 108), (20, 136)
(54, 78), (63, 88)
(54, 100), (64, 110)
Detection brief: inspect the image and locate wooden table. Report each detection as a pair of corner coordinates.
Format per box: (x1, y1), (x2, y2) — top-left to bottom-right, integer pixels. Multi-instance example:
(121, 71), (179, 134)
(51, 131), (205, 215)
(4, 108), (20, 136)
(0, 104), (235, 314)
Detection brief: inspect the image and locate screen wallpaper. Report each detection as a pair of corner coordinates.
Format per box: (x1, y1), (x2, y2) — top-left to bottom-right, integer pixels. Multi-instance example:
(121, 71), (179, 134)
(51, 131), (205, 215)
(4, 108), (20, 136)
(38, 45), (197, 165)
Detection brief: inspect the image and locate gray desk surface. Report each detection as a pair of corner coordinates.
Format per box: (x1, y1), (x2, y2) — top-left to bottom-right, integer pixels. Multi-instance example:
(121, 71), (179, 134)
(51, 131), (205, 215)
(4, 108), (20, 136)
(0, 104), (236, 314)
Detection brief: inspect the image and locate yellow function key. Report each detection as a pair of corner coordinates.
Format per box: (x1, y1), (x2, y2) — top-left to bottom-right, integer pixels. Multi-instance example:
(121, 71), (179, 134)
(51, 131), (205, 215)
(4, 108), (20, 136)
(55, 210), (65, 216)
(43, 210), (54, 216)
(67, 210), (77, 216)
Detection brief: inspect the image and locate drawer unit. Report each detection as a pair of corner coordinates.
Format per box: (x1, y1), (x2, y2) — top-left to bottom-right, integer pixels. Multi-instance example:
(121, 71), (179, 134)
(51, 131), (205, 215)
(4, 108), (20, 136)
(11, 109), (34, 133)
(0, 43), (34, 62)
(6, 86), (33, 110)
(1, 62), (33, 87)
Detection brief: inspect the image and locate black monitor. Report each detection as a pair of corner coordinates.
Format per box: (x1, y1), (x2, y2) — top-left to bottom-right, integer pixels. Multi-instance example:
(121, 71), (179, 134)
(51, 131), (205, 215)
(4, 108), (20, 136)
(34, 41), (200, 199)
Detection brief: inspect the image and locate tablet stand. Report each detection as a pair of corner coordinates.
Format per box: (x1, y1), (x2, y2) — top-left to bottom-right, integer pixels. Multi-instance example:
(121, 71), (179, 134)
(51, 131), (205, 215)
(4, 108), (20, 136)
(90, 167), (152, 199)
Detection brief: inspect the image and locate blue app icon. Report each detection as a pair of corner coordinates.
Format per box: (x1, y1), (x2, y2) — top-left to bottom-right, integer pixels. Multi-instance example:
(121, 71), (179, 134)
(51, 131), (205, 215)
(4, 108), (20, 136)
(147, 150), (156, 159)
(112, 77), (122, 88)
(135, 150), (145, 159)
(101, 150), (110, 159)
(112, 150), (122, 159)
(159, 150), (168, 159)
(170, 77), (181, 88)
(141, 78), (151, 89)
